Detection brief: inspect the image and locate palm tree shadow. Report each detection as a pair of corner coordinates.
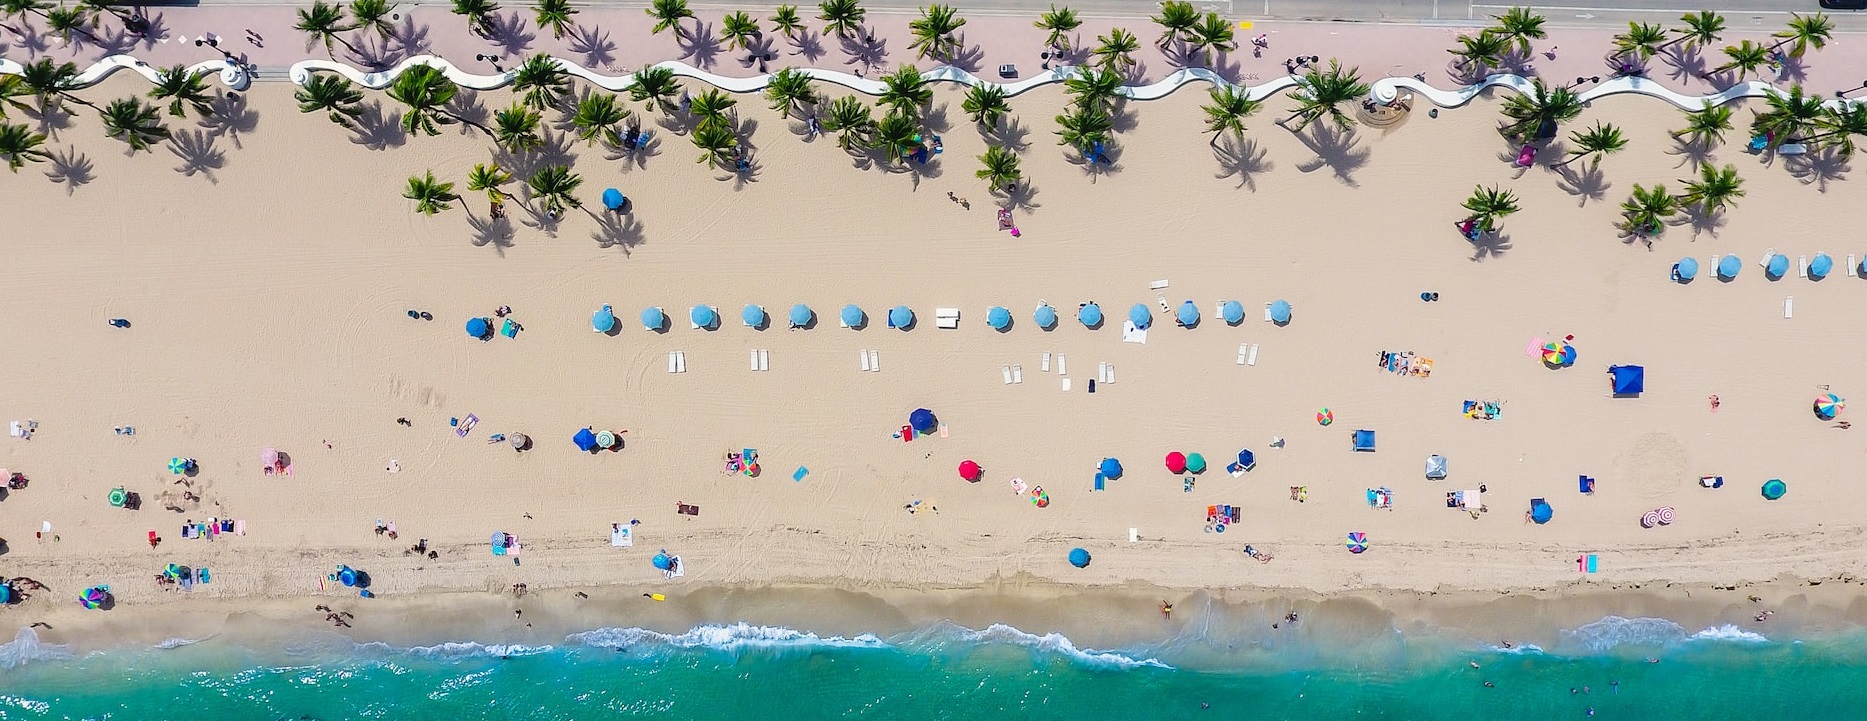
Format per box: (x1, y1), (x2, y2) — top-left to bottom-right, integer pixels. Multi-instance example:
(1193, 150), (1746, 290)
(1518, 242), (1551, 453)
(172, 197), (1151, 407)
(1120, 60), (1151, 85)
(494, 129), (578, 180)
(568, 25), (617, 68)
(351, 31), (402, 69)
(998, 180), (1041, 213)
(677, 24), (722, 69)
(1212, 136), (1270, 190)
(1067, 144), (1120, 184)
(590, 210), (645, 254)
(1552, 161), (1610, 206)
(602, 134), (656, 170)
(1679, 203), (1728, 239)
(517, 202), (564, 237)
(44, 145), (94, 194)
(945, 35), (984, 73)
(1777, 54), (1808, 84)
(1109, 100), (1139, 134)
(1664, 47), (1707, 84)
(10, 26), (51, 56)
(1785, 147), (1850, 191)
(199, 92), (258, 149)
(486, 11), (535, 56)
(1665, 136), (1715, 170)
(1470, 231), (1512, 262)
(26, 104), (77, 142)
(839, 33), (887, 74)
(349, 102), (408, 150)
(1201, 51), (1244, 84)
(723, 157), (759, 189)
(447, 89), (491, 137)
(167, 129), (225, 181)
(467, 211), (516, 253)
(989, 116), (1031, 153)
(387, 16), (433, 58)
(788, 29), (826, 62)
(922, 103), (951, 134)
(1293, 124), (1369, 187)
(89, 24), (141, 56)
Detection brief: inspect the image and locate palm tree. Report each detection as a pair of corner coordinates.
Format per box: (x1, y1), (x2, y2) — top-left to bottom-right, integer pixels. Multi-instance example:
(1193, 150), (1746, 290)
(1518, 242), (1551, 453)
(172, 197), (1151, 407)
(44, 5), (100, 45)
(1278, 59), (1368, 133)
(1487, 6), (1545, 56)
(1670, 101), (1732, 146)
(527, 165), (582, 214)
(1554, 121), (1627, 168)
(1806, 105), (1867, 157)
(1677, 163), (1744, 215)
(1185, 13), (1236, 66)
(689, 88), (737, 128)
(764, 67), (817, 120)
(511, 54), (569, 110)
(1054, 104), (1112, 150)
(403, 171), (459, 215)
(822, 95), (874, 150)
(1, 0), (51, 23)
(15, 58), (89, 112)
(1201, 84), (1260, 147)
(628, 65), (682, 114)
(1658, 11), (1723, 57)
(295, 73), (364, 128)
(976, 145), (1021, 189)
(1612, 21), (1667, 62)
(493, 103), (544, 151)
(0, 76), (29, 118)
(452, 0), (500, 38)
(150, 65), (215, 118)
(0, 122), (49, 172)
(351, 0), (395, 38)
(1712, 40), (1769, 80)
(645, 0), (693, 40)
(908, 4), (966, 61)
(1150, 0), (1198, 49)
(817, 0), (865, 39)
(690, 121), (738, 167)
(1498, 79), (1581, 142)
(722, 10), (761, 52)
(1770, 12), (1831, 59)
(1035, 5), (1080, 52)
(1752, 84), (1824, 144)
(1064, 67), (1124, 113)
(295, 1), (359, 59)
(570, 93), (630, 145)
(878, 65), (932, 119)
(962, 84), (1010, 128)
(872, 110), (920, 164)
(1461, 185), (1519, 233)
(1619, 183), (1678, 237)
(386, 65), (462, 137)
(1094, 28), (1140, 71)
(99, 97), (169, 152)
(533, 0), (576, 39)
(770, 4), (804, 37)
(76, 0), (138, 31)
(466, 162), (513, 210)
(1448, 31), (1508, 73)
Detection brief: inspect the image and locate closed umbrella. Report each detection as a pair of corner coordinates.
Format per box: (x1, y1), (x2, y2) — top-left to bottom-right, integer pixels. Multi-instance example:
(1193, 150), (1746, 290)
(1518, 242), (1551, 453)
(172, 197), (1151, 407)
(1811, 253), (1833, 279)
(1034, 304), (1058, 329)
(1176, 300), (1199, 327)
(1165, 451), (1187, 473)
(592, 304), (616, 332)
(742, 304), (767, 327)
(690, 305), (717, 328)
(601, 188), (624, 210)
(958, 459), (982, 481)
(1766, 253), (1789, 278)
(1098, 457), (1123, 479)
(1675, 257), (1698, 281)
(1718, 255), (1741, 279)
(841, 304), (865, 328)
(1067, 548), (1091, 568)
(1185, 452), (1207, 474)
(1220, 300), (1245, 325)
(1078, 302), (1103, 327)
(889, 305), (914, 329)
(465, 317), (491, 338)
(1270, 300), (1292, 324)
(986, 306), (1011, 330)
(641, 306), (665, 330)
(1128, 303), (1151, 329)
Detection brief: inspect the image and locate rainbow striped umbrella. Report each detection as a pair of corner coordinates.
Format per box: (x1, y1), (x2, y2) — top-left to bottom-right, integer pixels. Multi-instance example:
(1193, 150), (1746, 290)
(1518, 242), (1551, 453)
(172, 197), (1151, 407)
(1542, 341), (1576, 367)
(80, 585), (110, 610)
(1346, 532), (1368, 554)
(1815, 393), (1845, 420)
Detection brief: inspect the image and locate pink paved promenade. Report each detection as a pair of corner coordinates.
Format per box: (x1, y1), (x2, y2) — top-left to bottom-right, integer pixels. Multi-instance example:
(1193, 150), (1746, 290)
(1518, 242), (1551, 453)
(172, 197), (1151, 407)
(6, 4), (1866, 97)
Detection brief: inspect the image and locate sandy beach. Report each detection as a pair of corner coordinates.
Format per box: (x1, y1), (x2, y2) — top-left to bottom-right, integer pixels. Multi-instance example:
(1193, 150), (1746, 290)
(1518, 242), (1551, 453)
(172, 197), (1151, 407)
(4, 5), (1867, 652)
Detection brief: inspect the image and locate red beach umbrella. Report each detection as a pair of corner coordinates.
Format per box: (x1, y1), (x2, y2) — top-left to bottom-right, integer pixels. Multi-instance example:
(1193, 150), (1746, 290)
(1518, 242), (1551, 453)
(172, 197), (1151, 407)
(958, 460), (982, 481)
(1165, 452), (1187, 474)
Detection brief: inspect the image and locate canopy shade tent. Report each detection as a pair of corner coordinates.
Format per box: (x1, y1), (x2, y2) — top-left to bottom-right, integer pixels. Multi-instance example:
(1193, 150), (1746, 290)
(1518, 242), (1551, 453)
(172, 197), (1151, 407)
(1034, 304), (1058, 329)
(1766, 253), (1789, 278)
(1078, 303), (1103, 327)
(1529, 498), (1553, 524)
(1068, 548), (1091, 568)
(1609, 365), (1645, 395)
(690, 305), (718, 328)
(1269, 300), (1292, 324)
(788, 303), (813, 327)
(909, 408), (937, 433)
(1099, 457), (1123, 479)
(1165, 451), (1187, 473)
(1810, 253), (1834, 279)
(841, 304), (864, 328)
(465, 317), (491, 338)
(1425, 454), (1448, 479)
(986, 306), (1011, 330)
(742, 304), (767, 328)
(1128, 303), (1152, 329)
(641, 306), (665, 330)
(1220, 300), (1245, 325)
(601, 188), (624, 209)
(958, 459), (982, 481)
(1352, 429), (1376, 451)
(888, 305), (914, 329)
(1718, 255), (1741, 279)
(1762, 479), (1787, 500)
(1674, 257), (1698, 281)
(1176, 300), (1199, 327)
(592, 305), (617, 332)
(572, 428), (598, 452)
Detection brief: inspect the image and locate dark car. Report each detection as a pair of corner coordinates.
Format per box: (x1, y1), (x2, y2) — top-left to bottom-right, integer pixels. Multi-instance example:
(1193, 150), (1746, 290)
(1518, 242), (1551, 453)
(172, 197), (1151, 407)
(1820, 0), (1866, 9)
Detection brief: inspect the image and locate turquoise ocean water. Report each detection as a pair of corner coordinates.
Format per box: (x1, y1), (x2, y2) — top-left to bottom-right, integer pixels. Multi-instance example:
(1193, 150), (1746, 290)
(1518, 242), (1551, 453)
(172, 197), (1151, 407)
(4, 616), (1866, 719)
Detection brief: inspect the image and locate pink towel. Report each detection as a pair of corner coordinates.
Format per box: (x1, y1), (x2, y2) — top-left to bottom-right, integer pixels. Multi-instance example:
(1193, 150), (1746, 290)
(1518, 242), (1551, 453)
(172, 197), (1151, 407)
(1525, 336), (1544, 358)
(233, 520), (247, 536)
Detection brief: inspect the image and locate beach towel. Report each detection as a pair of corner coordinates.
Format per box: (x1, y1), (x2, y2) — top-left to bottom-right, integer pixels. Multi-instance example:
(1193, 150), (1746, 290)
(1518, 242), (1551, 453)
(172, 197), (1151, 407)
(456, 414), (479, 438)
(1121, 321), (1147, 344)
(611, 525), (633, 547)
(677, 503), (700, 516)
(665, 556), (686, 579)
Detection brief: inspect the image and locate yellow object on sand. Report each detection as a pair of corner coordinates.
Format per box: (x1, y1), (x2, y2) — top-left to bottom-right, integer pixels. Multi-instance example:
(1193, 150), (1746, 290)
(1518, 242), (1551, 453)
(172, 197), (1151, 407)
(1237, 21), (1253, 29)
(648, 593), (666, 601)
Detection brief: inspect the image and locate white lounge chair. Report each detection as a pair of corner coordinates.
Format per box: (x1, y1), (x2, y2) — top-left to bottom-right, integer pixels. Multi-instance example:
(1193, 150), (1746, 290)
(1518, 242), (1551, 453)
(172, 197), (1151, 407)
(1012, 365), (1023, 384)
(860, 350), (872, 371)
(1056, 355), (1067, 376)
(1041, 352), (1051, 372)
(868, 350), (879, 372)
(1246, 344), (1259, 366)
(1237, 343), (1248, 365)
(1003, 364), (1013, 384)
(935, 308), (961, 329)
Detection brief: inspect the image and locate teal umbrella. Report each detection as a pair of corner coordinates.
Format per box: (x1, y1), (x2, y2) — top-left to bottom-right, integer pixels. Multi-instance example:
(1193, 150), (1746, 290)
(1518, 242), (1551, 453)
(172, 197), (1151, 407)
(889, 305), (914, 329)
(986, 306), (1011, 330)
(1762, 479), (1787, 500)
(1034, 304), (1058, 329)
(1270, 300), (1292, 324)
(1175, 300), (1199, 327)
(788, 303), (813, 327)
(742, 304), (766, 327)
(641, 306), (665, 330)
(592, 304), (617, 332)
(1220, 300), (1245, 324)
(1128, 303), (1151, 329)
(841, 304), (865, 328)
(690, 305), (718, 328)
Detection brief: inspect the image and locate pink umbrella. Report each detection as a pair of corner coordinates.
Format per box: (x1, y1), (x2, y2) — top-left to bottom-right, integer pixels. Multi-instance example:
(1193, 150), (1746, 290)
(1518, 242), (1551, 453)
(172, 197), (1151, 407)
(957, 460), (982, 481)
(1165, 452), (1187, 474)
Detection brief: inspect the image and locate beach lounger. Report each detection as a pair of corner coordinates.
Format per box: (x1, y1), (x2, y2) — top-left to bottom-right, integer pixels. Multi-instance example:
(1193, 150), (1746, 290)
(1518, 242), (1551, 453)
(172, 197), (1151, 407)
(1094, 473), (1105, 491)
(1042, 352), (1051, 372)
(1851, 255), (1858, 277)
(1129, 528), (1138, 543)
(1778, 143), (1808, 156)
(677, 352), (686, 372)
(668, 351), (679, 373)
(1012, 365), (1023, 384)
(751, 350), (760, 370)
(936, 308), (961, 329)
(868, 350), (879, 372)
(1156, 294), (1170, 312)
(1759, 249), (1776, 269)
(1149, 279), (1169, 290)
(1097, 362), (1108, 382)
(1785, 296), (1794, 319)
(1057, 355), (1067, 376)
(860, 350), (872, 371)
(938, 424), (948, 438)
(1263, 304), (1273, 321)
(759, 350), (769, 371)
(1105, 365), (1114, 384)
(1585, 554), (1598, 573)
(1246, 344), (1259, 366)
(1799, 255), (1808, 278)
(1061, 378), (1072, 392)
(1237, 343), (1248, 365)
(1003, 365), (1014, 384)
(456, 414), (478, 438)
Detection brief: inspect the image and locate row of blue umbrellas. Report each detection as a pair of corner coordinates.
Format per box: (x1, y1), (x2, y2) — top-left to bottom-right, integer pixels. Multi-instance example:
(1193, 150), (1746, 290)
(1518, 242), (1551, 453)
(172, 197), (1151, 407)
(595, 300), (1289, 332)
(1677, 253), (1841, 282)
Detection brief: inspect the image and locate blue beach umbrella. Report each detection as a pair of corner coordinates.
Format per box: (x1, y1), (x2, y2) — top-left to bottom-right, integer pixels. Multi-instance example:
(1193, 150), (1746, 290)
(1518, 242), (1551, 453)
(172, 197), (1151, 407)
(572, 428), (598, 452)
(789, 303), (813, 328)
(1099, 457), (1123, 480)
(1270, 300), (1292, 324)
(1718, 255), (1741, 279)
(1810, 253), (1833, 279)
(592, 304), (616, 332)
(1530, 499), (1553, 524)
(601, 188), (624, 210)
(1128, 303), (1151, 329)
(641, 306), (665, 330)
(986, 306), (1011, 330)
(889, 305), (914, 329)
(690, 305), (718, 329)
(909, 408), (937, 433)
(1675, 257), (1698, 281)
(1220, 300), (1245, 325)
(742, 304), (767, 327)
(1766, 253), (1789, 278)
(1068, 548), (1091, 568)
(338, 566), (359, 587)
(464, 317), (491, 338)
(1034, 304), (1058, 329)
(1078, 302), (1103, 327)
(1176, 300), (1199, 327)
(652, 552), (673, 570)
(841, 304), (865, 328)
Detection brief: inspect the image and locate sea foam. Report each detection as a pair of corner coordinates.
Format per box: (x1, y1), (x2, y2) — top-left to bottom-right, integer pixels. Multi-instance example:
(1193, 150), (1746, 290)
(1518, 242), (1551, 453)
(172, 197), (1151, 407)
(566, 622), (887, 653)
(354, 640), (556, 659)
(0, 628), (72, 670)
(917, 622), (1173, 670)
(1562, 616), (1771, 654)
